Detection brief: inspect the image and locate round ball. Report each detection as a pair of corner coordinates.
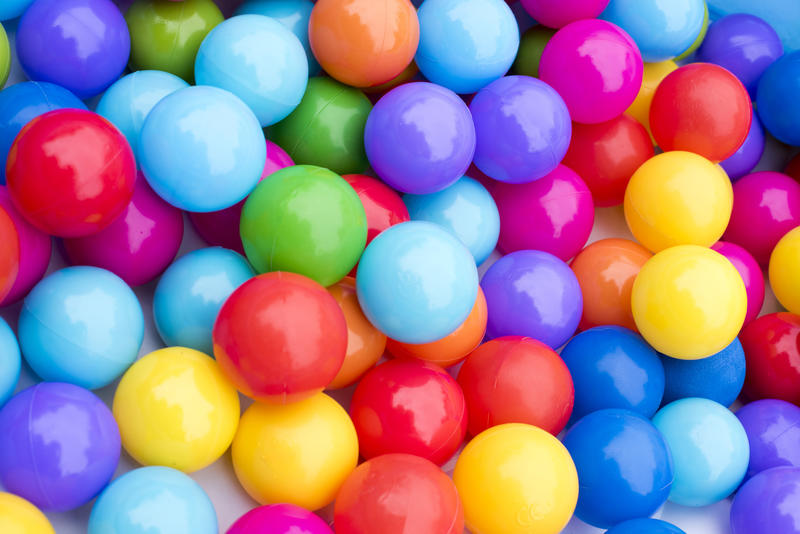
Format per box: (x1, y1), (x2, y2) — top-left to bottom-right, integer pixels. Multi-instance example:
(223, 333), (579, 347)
(229, 503), (332, 534)
(607, 518), (686, 534)
(736, 399), (800, 481)
(731, 466), (800, 534)
(758, 51), (800, 146)
(0, 206), (17, 302)
(7, 109), (136, 237)
(513, 26), (556, 77)
(232, 393), (358, 509)
(0, 318), (19, 409)
(720, 110), (765, 181)
(343, 174), (410, 247)
(520, 0), (610, 28)
(770, 227), (800, 315)
(0, 23), (7, 87)
(740, 313), (800, 405)
(661, 338), (746, 407)
(712, 241), (764, 326)
(0, 0), (35, 20)
(625, 60), (678, 140)
(19, 266), (144, 389)
(674, 0), (708, 60)
(0, 492), (54, 534)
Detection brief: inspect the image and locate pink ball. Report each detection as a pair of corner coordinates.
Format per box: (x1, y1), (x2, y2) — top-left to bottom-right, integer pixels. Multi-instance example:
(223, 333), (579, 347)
(62, 176), (184, 286)
(711, 241), (765, 327)
(539, 19), (643, 124)
(0, 187), (51, 306)
(723, 171), (800, 266)
(227, 503), (333, 534)
(492, 164), (594, 261)
(520, 0), (611, 29)
(190, 140), (294, 254)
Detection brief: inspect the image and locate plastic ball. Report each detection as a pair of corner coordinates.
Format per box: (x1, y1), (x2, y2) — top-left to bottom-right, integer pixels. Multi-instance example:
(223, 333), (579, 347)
(562, 114), (654, 207)
(675, 0), (709, 60)
(757, 51), (800, 146)
(0, 0), (34, 20)
(232, 393), (358, 509)
(521, 0), (610, 28)
(88, 466), (217, 534)
(0, 205), (17, 302)
(624, 151), (733, 252)
(155, 247), (254, 356)
(730, 466), (800, 534)
(140, 85), (266, 212)
(561, 326), (664, 422)
(540, 19), (643, 124)
(650, 63), (752, 162)
(415, 0), (518, 94)
(453, 423), (578, 534)
(364, 82), (475, 194)
(7, 109), (136, 238)
(0, 382), (120, 511)
(720, 109), (765, 181)
(493, 165), (594, 260)
(570, 238), (652, 332)
(711, 241), (765, 326)
(457, 336), (574, 436)
(96, 70), (189, 161)
(653, 398), (749, 506)
(125, 0), (223, 82)
(736, 399), (800, 481)
(0, 492), (54, 534)
(606, 518), (686, 534)
(661, 338), (746, 407)
(770, 226), (800, 315)
(240, 165), (367, 285)
(334, 454), (463, 534)
(739, 313), (800, 405)
(0, 318), (19, 408)
(625, 60), (678, 142)
(481, 249), (583, 348)
(0, 23), (8, 88)
(724, 171), (800, 265)
(343, 174), (410, 247)
(213, 272), (347, 403)
(471, 76), (571, 184)
(513, 26), (556, 77)
(229, 503), (333, 534)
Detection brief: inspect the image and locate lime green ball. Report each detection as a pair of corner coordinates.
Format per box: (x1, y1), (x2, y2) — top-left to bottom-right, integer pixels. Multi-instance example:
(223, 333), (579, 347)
(0, 23), (10, 88)
(268, 77), (372, 175)
(513, 26), (556, 78)
(125, 0), (223, 82)
(241, 165), (367, 286)
(675, 0), (708, 61)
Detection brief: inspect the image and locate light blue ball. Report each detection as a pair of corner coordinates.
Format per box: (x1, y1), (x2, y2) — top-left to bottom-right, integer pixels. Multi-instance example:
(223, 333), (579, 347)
(18, 266), (144, 390)
(88, 466), (217, 534)
(757, 51), (800, 146)
(0, 317), (20, 407)
(0, 0), (34, 21)
(96, 70), (189, 162)
(403, 176), (499, 265)
(653, 397), (750, 506)
(154, 247), (254, 356)
(661, 338), (745, 408)
(139, 85), (267, 212)
(235, 0), (320, 75)
(416, 0), (519, 94)
(195, 14), (308, 127)
(356, 221), (478, 344)
(601, 0), (706, 62)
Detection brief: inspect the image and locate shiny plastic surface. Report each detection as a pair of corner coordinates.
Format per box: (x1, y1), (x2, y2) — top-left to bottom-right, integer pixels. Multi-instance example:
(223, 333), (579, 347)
(228, 503), (332, 534)
(770, 227), (800, 314)
(521, 0), (610, 28)
(719, 109), (765, 180)
(606, 518), (686, 534)
(757, 51), (800, 146)
(0, 187), (49, 306)
(0, 492), (55, 534)
(0, 0), (34, 20)
(712, 241), (764, 326)
(0, 24), (7, 87)
(736, 399), (800, 480)
(739, 313), (800, 404)
(661, 338), (745, 408)
(0, 206), (16, 302)
(730, 466), (800, 534)
(625, 60), (678, 142)
(513, 26), (556, 77)
(343, 174), (409, 247)
(0, 318), (19, 408)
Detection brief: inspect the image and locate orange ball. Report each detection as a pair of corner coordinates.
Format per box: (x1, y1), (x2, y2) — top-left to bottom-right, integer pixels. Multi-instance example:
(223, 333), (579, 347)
(309, 0), (419, 88)
(570, 238), (652, 332)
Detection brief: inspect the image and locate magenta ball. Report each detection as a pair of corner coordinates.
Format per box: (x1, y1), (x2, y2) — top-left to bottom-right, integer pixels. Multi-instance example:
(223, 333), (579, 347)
(710, 241), (765, 327)
(227, 503), (333, 534)
(189, 140), (294, 254)
(539, 19), (643, 124)
(62, 177), (184, 286)
(492, 165), (594, 261)
(520, 0), (611, 29)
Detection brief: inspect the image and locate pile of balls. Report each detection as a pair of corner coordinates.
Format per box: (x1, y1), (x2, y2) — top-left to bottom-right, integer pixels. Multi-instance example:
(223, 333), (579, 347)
(1, 0), (800, 533)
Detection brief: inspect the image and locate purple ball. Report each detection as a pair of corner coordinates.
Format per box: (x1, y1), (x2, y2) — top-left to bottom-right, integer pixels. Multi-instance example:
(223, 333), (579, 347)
(364, 82), (476, 195)
(720, 109), (765, 180)
(731, 466), (800, 534)
(736, 399), (800, 481)
(228, 503), (333, 534)
(470, 75), (571, 184)
(480, 249), (582, 348)
(16, 0), (131, 99)
(697, 14), (783, 99)
(0, 382), (121, 511)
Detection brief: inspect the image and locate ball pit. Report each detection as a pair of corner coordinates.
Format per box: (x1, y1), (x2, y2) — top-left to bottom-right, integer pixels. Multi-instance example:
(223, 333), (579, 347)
(740, 313), (800, 405)
(229, 503), (333, 534)
(661, 338), (746, 407)
(711, 240), (765, 326)
(0, 318), (19, 408)
(0, 492), (54, 534)
(730, 466), (800, 534)
(736, 399), (800, 481)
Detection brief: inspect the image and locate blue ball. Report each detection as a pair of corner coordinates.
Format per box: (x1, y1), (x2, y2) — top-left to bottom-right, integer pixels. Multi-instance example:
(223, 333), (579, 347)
(356, 221), (478, 344)
(18, 266), (144, 390)
(403, 176), (499, 265)
(96, 70), (188, 161)
(560, 326), (665, 423)
(661, 338), (745, 408)
(195, 14), (308, 127)
(563, 409), (674, 528)
(653, 398), (750, 506)
(88, 466), (217, 534)
(757, 51), (800, 146)
(606, 518), (686, 534)
(0, 317), (20, 407)
(140, 85), (267, 212)
(0, 81), (86, 184)
(235, 0), (320, 75)
(154, 247), (254, 356)
(0, 0), (34, 21)
(601, 0), (705, 62)
(415, 0), (519, 94)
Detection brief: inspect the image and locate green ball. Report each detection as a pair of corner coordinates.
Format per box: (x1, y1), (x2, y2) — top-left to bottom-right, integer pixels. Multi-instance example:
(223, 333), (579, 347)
(125, 0), (223, 82)
(0, 23), (9, 88)
(268, 77), (372, 175)
(241, 165), (367, 286)
(513, 26), (556, 78)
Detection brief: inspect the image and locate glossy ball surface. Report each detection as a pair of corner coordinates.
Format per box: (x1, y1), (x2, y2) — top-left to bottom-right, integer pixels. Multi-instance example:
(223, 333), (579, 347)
(0, 206), (17, 302)
(0, 0), (34, 20)
(736, 399), (800, 481)
(625, 60), (678, 141)
(720, 110), (765, 181)
(0, 492), (54, 534)
(520, 0), (610, 28)
(229, 503), (332, 534)
(730, 466), (800, 534)
(740, 313), (800, 405)
(606, 518), (686, 534)
(770, 226), (800, 315)
(343, 174), (410, 247)
(0, 318), (19, 408)
(712, 241), (765, 326)
(513, 26), (556, 77)
(757, 51), (800, 146)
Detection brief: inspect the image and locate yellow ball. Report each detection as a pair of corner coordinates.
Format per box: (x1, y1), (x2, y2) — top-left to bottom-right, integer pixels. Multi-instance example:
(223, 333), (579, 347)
(0, 492), (55, 534)
(624, 151), (733, 253)
(625, 60), (678, 142)
(632, 245), (746, 359)
(770, 226), (800, 314)
(232, 392), (359, 510)
(453, 423), (578, 534)
(112, 347), (240, 473)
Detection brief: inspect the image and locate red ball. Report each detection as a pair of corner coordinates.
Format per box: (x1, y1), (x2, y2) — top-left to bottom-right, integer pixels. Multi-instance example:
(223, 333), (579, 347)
(343, 174), (409, 245)
(650, 63), (751, 162)
(6, 109), (136, 237)
(334, 453), (464, 534)
(0, 205), (19, 302)
(457, 336), (574, 436)
(740, 313), (800, 405)
(562, 115), (654, 207)
(213, 272), (348, 404)
(349, 359), (467, 465)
